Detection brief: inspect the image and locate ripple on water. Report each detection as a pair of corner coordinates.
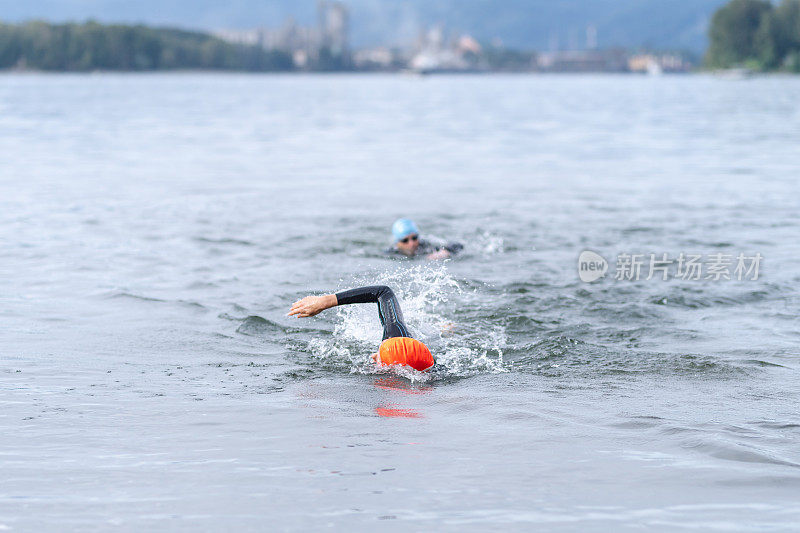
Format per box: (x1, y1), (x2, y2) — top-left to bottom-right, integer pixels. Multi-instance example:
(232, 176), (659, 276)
(193, 236), (254, 246)
(234, 262), (771, 384)
(506, 335), (746, 379)
(647, 282), (788, 309)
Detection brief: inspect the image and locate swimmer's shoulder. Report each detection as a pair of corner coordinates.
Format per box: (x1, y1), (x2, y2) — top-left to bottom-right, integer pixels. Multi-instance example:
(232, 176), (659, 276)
(423, 239), (464, 255)
(444, 242), (464, 254)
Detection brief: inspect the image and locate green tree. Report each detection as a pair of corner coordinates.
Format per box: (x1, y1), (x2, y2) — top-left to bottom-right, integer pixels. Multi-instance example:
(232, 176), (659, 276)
(751, 0), (800, 70)
(773, 0), (800, 68)
(706, 0), (773, 68)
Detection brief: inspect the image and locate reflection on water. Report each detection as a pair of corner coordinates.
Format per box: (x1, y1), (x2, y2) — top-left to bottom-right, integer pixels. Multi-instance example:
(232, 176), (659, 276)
(375, 407), (424, 418)
(373, 376), (431, 418)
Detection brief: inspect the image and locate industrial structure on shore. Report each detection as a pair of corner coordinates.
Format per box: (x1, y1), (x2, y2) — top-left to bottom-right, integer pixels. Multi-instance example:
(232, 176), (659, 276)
(214, 2), (693, 74)
(214, 1), (349, 69)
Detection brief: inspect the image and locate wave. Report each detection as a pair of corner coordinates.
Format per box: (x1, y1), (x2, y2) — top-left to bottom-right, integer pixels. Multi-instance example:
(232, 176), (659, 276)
(193, 236), (254, 246)
(102, 290), (207, 311)
(647, 282), (789, 309)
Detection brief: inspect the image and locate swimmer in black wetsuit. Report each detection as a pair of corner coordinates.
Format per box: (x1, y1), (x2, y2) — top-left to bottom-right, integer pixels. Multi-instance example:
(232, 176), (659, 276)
(288, 285), (410, 339)
(386, 218), (463, 260)
(288, 285), (434, 371)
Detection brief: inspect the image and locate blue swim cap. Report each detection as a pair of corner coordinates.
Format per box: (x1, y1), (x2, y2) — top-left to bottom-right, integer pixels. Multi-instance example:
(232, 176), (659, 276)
(392, 218), (419, 242)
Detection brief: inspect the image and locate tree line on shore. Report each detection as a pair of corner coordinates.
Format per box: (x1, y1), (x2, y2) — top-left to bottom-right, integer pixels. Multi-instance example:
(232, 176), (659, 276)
(707, 0), (800, 71)
(0, 20), (294, 71)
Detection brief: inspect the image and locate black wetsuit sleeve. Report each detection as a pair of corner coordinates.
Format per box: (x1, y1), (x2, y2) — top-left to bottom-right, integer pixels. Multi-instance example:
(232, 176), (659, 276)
(335, 286), (389, 305)
(334, 285), (412, 340)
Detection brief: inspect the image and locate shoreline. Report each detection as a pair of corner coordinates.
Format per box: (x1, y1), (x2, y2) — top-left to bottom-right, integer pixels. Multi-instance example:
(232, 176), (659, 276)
(4, 69), (794, 76)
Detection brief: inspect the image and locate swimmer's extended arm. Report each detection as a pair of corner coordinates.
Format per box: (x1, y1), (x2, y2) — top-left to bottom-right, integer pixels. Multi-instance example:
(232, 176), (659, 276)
(287, 294), (338, 317)
(288, 286), (392, 318)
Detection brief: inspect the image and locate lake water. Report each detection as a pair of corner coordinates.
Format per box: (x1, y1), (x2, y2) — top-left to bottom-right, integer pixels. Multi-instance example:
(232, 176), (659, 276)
(1, 73), (799, 531)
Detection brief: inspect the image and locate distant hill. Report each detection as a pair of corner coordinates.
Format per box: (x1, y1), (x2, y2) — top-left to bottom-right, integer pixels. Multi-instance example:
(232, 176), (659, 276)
(0, 0), (727, 52)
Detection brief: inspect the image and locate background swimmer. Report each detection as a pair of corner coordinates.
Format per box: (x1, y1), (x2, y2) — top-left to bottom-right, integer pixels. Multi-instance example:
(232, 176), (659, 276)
(386, 218), (463, 260)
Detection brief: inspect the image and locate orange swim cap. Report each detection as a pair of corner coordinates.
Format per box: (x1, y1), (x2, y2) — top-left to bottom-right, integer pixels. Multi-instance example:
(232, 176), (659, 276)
(378, 337), (434, 372)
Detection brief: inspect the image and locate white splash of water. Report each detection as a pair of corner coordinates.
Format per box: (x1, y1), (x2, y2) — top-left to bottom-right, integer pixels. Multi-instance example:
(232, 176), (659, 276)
(435, 323), (508, 375)
(308, 264), (507, 378)
(474, 230), (506, 256)
(426, 230), (505, 256)
(334, 264), (460, 343)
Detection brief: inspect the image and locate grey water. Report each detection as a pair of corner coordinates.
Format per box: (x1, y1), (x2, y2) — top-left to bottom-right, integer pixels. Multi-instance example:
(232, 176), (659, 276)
(1, 73), (799, 531)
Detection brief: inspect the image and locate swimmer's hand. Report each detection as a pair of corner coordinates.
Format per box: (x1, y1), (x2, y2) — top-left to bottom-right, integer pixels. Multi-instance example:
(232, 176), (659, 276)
(425, 249), (451, 261)
(287, 294), (338, 318)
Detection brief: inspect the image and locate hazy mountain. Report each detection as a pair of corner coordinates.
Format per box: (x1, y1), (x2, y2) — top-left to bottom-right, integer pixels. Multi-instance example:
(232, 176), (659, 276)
(0, 0), (727, 51)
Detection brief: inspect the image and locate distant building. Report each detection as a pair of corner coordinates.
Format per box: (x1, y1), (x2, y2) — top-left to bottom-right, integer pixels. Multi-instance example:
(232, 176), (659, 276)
(318, 1), (348, 56)
(586, 25), (598, 50)
(458, 35), (482, 55)
(353, 47), (401, 70)
(213, 1), (350, 69)
(628, 54), (692, 73)
(407, 25), (484, 73)
(212, 6), (685, 74)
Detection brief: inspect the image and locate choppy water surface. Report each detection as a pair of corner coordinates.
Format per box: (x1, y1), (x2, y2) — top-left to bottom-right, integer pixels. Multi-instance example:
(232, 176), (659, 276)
(1, 73), (799, 531)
